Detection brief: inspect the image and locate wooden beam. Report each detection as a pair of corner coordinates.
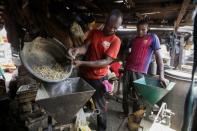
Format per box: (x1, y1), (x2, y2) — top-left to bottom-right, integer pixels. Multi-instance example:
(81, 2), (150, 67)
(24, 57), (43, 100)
(174, 0), (190, 32)
(88, 3), (195, 16)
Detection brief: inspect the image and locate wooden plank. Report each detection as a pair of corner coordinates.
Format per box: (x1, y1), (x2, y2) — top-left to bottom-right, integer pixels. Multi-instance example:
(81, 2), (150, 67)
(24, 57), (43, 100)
(174, 0), (191, 32)
(130, 3), (194, 12)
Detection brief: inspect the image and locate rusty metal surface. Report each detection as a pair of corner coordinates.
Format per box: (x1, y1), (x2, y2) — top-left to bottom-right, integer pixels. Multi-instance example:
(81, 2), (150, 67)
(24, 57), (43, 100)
(35, 77), (95, 124)
(20, 37), (73, 83)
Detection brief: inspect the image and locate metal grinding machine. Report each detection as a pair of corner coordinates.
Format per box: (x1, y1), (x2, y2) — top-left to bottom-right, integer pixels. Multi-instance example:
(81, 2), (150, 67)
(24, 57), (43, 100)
(19, 37), (95, 130)
(133, 76), (176, 131)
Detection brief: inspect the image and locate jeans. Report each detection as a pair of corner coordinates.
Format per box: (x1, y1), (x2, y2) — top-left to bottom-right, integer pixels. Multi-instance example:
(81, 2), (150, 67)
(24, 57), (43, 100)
(122, 70), (144, 115)
(83, 77), (107, 131)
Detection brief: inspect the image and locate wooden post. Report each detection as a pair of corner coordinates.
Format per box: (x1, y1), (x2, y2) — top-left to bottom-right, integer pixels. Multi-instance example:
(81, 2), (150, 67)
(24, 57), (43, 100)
(174, 0), (190, 32)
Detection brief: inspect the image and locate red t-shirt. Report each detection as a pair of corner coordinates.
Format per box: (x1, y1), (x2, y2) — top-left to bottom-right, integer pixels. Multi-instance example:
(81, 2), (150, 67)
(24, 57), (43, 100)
(125, 34), (161, 73)
(80, 30), (121, 80)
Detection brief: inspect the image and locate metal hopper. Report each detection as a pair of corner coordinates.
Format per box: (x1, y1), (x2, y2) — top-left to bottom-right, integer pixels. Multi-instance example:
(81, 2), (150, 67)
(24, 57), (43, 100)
(20, 37), (73, 83)
(35, 77), (95, 124)
(133, 77), (176, 106)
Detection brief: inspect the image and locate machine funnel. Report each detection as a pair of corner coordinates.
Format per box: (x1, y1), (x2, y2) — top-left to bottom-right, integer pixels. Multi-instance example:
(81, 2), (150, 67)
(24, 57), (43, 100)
(133, 77), (175, 105)
(35, 77), (95, 124)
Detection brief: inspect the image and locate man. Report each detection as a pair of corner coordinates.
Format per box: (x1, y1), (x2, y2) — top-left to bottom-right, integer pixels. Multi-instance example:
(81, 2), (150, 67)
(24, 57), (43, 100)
(122, 20), (168, 117)
(68, 9), (123, 131)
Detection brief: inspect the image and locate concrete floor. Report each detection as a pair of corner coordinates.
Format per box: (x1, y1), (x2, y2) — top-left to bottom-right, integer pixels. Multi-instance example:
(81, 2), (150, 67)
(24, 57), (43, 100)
(106, 98), (129, 131)
(106, 98), (176, 131)
(106, 98), (153, 131)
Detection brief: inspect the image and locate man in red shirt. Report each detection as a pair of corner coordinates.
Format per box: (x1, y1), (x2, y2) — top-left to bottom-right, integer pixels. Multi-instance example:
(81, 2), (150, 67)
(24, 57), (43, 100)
(122, 20), (168, 117)
(68, 9), (123, 131)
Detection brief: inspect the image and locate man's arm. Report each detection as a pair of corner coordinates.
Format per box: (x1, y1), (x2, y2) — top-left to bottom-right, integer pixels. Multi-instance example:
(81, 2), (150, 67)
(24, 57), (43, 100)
(74, 56), (113, 68)
(75, 40), (91, 55)
(68, 39), (91, 59)
(155, 49), (164, 79)
(155, 49), (169, 87)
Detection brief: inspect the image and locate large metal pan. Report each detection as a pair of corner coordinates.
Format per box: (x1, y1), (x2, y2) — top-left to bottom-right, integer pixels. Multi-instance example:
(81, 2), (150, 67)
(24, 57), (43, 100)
(20, 37), (73, 83)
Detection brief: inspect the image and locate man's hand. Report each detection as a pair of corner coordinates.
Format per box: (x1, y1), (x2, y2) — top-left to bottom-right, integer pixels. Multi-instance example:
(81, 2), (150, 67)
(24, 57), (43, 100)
(73, 60), (83, 68)
(68, 48), (79, 60)
(159, 77), (169, 88)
